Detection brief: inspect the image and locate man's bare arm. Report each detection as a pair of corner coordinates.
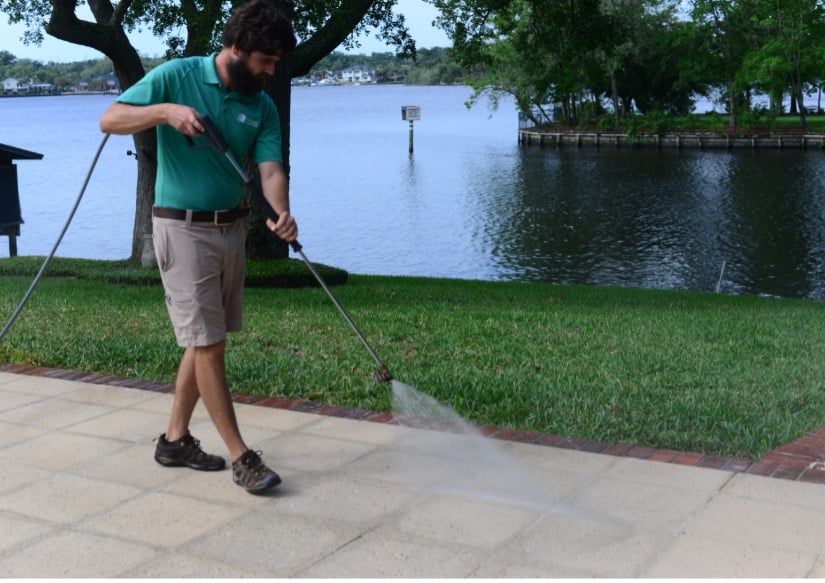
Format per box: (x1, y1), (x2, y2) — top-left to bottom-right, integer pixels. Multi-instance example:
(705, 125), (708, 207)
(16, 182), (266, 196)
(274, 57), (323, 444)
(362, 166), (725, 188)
(99, 102), (203, 136)
(259, 160), (297, 242)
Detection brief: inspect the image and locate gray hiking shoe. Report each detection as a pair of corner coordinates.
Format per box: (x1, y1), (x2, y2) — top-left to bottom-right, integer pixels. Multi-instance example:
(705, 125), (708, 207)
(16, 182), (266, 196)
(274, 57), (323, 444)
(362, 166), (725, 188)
(154, 431), (226, 471)
(232, 449), (282, 494)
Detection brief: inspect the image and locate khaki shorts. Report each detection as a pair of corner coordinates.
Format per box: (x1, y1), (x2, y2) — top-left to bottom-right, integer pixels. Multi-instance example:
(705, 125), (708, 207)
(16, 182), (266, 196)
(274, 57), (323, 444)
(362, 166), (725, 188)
(152, 216), (247, 347)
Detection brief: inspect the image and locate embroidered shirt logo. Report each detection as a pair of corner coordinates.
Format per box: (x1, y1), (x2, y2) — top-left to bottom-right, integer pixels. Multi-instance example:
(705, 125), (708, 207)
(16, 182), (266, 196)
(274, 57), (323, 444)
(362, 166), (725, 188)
(236, 113), (259, 128)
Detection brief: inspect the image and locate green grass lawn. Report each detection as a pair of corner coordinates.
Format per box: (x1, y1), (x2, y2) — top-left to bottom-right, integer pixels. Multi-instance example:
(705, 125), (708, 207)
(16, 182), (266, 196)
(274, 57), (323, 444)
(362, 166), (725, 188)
(1, 256), (823, 460)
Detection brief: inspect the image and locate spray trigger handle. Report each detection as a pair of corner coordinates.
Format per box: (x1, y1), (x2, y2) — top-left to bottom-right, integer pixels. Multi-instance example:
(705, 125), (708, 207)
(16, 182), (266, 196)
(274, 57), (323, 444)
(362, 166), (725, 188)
(185, 113), (229, 152)
(185, 113), (252, 184)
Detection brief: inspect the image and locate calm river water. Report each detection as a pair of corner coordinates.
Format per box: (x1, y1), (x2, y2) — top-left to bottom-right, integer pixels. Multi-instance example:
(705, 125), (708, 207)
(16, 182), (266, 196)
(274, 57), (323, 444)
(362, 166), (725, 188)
(2, 86), (825, 299)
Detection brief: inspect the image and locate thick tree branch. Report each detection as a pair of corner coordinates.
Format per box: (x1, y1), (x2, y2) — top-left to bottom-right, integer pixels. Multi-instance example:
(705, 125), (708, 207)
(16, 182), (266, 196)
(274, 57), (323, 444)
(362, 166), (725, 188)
(112, 0), (135, 26)
(293, 0), (375, 76)
(46, 0), (145, 87)
(87, 0), (115, 23)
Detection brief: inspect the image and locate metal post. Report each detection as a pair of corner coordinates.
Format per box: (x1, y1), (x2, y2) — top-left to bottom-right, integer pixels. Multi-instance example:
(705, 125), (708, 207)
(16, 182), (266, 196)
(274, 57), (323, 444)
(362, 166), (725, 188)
(409, 120), (414, 154)
(402, 105), (420, 155)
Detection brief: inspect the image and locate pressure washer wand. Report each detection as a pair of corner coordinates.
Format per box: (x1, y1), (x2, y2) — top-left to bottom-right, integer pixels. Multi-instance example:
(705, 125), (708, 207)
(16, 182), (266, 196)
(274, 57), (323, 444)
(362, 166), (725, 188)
(288, 242), (392, 383)
(192, 114), (393, 383)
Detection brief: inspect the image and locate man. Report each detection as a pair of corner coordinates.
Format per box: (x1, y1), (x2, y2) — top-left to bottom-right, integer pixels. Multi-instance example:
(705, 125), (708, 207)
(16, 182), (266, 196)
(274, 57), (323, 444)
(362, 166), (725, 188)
(99, 0), (297, 494)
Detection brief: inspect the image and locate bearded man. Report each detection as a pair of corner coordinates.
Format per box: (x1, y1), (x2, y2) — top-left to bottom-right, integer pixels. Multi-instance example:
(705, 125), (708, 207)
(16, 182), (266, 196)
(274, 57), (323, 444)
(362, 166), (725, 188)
(99, 0), (297, 495)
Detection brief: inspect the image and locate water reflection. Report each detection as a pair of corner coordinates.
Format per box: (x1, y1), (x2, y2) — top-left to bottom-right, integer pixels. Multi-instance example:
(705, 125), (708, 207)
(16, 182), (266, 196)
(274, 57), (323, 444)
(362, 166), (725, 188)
(5, 89), (825, 300)
(472, 147), (825, 299)
(722, 152), (825, 298)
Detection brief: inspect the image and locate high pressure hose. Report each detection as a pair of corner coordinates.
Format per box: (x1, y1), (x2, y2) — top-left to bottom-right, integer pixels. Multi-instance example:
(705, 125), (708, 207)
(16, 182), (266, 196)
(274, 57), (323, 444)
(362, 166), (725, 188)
(1, 124), (393, 384)
(0, 133), (111, 342)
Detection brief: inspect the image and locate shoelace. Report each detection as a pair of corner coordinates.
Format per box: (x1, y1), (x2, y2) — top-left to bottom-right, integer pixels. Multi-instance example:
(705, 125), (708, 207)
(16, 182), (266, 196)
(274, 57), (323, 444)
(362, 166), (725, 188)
(179, 435), (209, 460)
(240, 451), (266, 475)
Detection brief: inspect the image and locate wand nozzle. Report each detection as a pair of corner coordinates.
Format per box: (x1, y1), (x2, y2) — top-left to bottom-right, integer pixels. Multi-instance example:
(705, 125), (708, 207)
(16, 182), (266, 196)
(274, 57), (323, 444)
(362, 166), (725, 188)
(373, 364), (393, 384)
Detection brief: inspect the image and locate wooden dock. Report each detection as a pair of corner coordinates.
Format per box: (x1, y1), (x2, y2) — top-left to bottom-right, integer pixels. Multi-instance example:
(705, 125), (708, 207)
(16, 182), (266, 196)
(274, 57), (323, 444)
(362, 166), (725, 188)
(518, 129), (825, 150)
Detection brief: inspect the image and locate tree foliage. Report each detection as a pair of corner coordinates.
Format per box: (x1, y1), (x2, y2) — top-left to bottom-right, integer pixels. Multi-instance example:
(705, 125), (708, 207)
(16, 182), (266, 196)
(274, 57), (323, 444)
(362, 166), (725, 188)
(432, 0), (825, 128)
(738, 0), (825, 130)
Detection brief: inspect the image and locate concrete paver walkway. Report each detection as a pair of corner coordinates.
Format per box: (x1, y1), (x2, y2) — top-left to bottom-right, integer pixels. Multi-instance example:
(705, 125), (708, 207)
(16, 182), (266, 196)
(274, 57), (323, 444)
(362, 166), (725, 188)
(1, 370), (824, 577)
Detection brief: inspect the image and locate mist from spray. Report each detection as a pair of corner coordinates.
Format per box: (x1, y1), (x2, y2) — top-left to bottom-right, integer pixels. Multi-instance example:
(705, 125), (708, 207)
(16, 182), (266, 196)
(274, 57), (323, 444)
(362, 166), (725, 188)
(390, 379), (575, 512)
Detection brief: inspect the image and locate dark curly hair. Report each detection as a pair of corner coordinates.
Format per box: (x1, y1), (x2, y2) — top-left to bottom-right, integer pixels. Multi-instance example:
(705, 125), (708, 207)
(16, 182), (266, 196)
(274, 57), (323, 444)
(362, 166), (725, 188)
(222, 0), (297, 55)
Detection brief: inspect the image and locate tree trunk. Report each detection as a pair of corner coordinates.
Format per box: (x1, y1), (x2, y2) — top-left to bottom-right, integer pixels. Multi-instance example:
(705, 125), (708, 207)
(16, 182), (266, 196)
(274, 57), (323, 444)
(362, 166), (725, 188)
(242, 0), (295, 259)
(610, 68), (620, 128)
(245, 51), (293, 259)
(46, 0), (153, 264)
(793, 83), (808, 132)
(245, 0), (377, 258)
(130, 130), (157, 261)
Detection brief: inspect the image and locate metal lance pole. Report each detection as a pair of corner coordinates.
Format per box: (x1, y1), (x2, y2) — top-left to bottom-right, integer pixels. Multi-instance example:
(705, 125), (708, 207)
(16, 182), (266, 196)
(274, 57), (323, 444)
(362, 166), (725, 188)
(192, 114), (393, 383)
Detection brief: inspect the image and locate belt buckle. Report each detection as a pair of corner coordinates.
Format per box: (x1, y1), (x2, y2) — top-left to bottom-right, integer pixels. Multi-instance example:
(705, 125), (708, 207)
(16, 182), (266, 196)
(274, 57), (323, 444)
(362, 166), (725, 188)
(213, 209), (233, 226)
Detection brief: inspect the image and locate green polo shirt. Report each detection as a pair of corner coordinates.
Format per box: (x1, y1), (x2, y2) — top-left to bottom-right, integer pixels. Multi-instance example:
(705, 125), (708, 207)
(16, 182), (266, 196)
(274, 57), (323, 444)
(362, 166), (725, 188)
(117, 54), (283, 211)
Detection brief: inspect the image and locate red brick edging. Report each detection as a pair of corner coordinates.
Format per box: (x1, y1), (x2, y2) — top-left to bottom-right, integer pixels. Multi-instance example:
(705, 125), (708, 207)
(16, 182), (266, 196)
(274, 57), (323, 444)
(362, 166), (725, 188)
(2, 363), (824, 484)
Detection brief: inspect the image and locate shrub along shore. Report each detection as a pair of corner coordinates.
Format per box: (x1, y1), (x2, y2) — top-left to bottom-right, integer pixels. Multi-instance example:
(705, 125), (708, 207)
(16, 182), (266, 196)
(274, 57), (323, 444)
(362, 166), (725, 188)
(0, 256), (823, 461)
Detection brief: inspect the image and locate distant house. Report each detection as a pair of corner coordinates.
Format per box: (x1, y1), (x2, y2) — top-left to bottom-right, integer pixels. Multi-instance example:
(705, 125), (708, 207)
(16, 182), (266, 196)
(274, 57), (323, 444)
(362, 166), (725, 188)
(27, 82), (56, 95)
(339, 65), (374, 84)
(72, 73), (120, 94)
(2, 78), (21, 94)
(97, 73), (120, 93)
(2, 78), (56, 95)
(292, 66), (385, 87)
(304, 71), (339, 86)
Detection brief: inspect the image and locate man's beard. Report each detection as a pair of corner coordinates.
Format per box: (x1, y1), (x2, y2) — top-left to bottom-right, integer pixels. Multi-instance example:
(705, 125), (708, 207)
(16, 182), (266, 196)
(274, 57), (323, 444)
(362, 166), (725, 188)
(228, 55), (267, 96)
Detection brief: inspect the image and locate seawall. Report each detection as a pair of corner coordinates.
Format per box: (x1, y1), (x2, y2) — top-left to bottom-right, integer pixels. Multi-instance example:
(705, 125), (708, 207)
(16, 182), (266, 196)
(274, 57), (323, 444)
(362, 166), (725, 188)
(518, 129), (825, 150)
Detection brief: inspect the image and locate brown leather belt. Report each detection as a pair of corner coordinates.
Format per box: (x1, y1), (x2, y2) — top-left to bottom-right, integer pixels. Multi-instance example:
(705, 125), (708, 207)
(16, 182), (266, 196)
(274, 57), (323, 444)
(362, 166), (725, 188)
(152, 206), (250, 226)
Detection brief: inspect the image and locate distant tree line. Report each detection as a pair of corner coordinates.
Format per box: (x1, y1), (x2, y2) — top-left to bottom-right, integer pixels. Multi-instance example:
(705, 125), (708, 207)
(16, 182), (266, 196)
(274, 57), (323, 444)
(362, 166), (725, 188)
(0, 47), (467, 93)
(0, 51), (166, 93)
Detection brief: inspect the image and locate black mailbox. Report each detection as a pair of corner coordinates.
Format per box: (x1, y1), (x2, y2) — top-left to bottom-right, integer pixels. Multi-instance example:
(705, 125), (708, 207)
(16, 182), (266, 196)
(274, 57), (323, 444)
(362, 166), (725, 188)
(0, 143), (43, 257)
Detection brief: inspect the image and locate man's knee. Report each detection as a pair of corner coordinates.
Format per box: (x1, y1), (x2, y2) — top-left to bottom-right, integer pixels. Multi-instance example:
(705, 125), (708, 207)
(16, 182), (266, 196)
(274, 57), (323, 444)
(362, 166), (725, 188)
(194, 340), (227, 359)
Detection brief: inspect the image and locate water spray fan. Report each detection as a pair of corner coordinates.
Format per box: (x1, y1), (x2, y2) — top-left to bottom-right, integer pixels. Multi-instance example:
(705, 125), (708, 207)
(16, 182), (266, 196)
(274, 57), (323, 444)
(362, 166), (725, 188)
(192, 113), (393, 384)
